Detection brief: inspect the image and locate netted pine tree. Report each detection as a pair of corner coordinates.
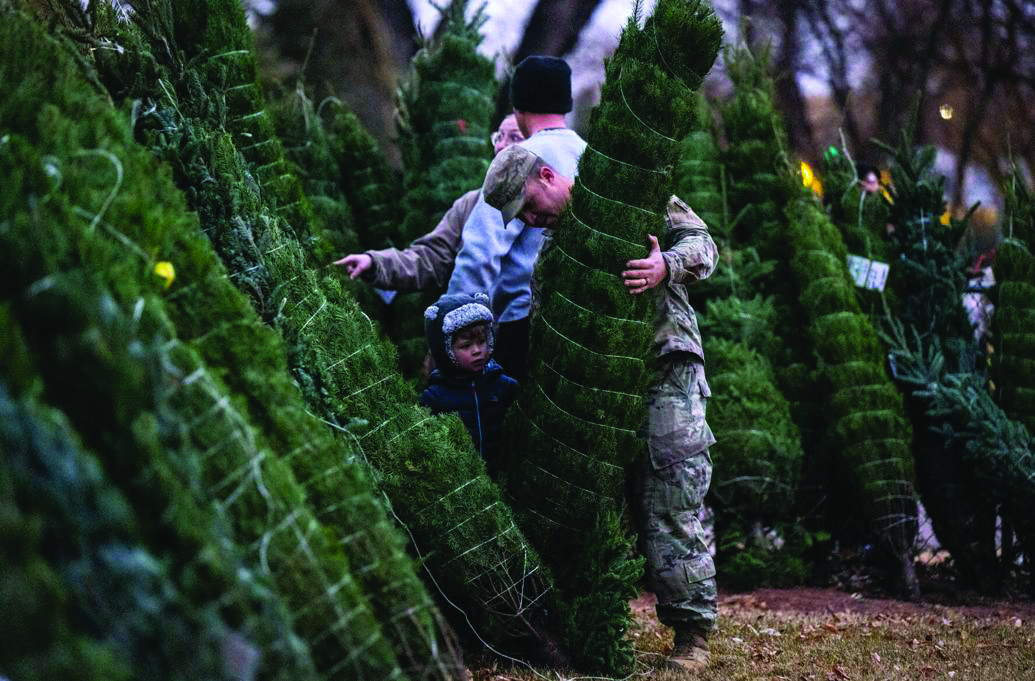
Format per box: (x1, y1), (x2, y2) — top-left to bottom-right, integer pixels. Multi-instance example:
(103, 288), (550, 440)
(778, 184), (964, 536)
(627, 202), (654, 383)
(389, 0), (498, 377)
(785, 195), (919, 598)
(875, 125), (1001, 590)
(0, 21), (410, 681)
(673, 92), (777, 306)
(501, 0), (722, 672)
(876, 129), (974, 363)
(80, 0), (558, 659)
(716, 42), (837, 558)
(995, 168), (1035, 433)
(699, 296), (807, 590)
(396, 0), (495, 245)
(2, 5), (468, 678)
(0, 375), (316, 681)
(267, 79), (361, 260)
(326, 100), (404, 251)
(882, 317), (1035, 594)
(674, 113), (807, 588)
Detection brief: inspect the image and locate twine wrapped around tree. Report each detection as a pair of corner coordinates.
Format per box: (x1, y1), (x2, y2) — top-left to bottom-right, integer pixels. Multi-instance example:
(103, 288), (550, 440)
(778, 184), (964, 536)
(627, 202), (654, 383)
(996, 168), (1035, 432)
(785, 196), (919, 598)
(0, 10), (426, 676)
(387, 0), (499, 377)
(500, 0), (722, 672)
(73, 0), (556, 658)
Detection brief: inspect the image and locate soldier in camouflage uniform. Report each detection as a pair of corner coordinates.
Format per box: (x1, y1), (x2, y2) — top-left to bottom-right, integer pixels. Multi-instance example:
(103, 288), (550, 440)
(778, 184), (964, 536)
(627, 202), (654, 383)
(483, 145), (719, 672)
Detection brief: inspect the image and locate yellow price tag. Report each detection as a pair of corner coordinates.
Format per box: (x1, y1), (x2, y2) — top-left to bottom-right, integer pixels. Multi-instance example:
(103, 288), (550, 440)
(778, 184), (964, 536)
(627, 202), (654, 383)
(154, 261), (175, 289)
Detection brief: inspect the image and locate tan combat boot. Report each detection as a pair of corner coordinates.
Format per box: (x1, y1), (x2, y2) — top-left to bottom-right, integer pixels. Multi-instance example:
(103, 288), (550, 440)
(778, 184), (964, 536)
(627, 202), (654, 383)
(668, 625), (709, 673)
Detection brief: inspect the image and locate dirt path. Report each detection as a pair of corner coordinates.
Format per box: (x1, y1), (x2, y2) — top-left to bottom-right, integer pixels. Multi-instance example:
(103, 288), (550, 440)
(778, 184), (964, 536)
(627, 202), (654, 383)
(717, 586), (1035, 621)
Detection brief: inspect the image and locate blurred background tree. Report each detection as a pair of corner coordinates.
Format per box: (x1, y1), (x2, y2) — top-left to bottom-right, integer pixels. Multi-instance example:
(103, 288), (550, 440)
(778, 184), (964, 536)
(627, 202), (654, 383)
(253, 0), (1033, 225)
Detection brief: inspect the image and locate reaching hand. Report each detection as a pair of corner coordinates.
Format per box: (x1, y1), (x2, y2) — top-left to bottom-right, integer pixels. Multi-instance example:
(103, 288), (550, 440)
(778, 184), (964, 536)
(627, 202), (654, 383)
(622, 235), (667, 295)
(333, 253), (373, 280)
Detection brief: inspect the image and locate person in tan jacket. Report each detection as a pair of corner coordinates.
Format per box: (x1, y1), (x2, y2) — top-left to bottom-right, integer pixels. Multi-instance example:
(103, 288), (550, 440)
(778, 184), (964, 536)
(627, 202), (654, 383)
(333, 115), (524, 290)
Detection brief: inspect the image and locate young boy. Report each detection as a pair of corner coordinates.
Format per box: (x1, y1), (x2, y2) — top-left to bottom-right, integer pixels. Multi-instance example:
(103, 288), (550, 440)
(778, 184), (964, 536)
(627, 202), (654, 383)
(420, 292), (520, 475)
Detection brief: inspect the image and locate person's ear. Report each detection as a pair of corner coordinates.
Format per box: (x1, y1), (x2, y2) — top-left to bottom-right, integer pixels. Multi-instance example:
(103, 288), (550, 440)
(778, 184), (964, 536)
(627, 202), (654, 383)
(539, 165), (555, 184)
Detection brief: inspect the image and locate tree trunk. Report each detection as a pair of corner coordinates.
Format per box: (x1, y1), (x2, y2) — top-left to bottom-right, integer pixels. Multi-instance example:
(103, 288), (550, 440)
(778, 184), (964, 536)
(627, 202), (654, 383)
(773, 0), (814, 157)
(263, 0), (417, 163)
(512, 0), (604, 61)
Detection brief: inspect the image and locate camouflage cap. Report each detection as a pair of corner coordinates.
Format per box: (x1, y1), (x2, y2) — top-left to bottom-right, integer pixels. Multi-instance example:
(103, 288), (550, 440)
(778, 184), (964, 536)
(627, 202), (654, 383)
(483, 144), (541, 224)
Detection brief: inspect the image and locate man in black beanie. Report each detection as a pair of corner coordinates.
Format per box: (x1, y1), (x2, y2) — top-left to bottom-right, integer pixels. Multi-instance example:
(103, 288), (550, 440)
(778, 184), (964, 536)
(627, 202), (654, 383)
(446, 55), (586, 384)
(509, 55), (573, 137)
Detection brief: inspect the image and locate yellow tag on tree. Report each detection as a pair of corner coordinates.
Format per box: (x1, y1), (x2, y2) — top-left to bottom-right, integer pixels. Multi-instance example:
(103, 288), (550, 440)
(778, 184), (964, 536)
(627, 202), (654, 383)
(154, 261), (175, 289)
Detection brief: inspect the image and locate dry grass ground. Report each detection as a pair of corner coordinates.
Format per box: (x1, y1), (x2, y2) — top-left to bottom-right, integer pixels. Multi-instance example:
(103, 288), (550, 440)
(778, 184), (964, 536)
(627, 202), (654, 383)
(468, 589), (1035, 681)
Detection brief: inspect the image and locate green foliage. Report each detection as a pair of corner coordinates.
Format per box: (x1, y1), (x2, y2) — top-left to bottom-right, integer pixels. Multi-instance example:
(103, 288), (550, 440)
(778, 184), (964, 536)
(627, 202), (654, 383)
(713, 39), (810, 394)
(389, 0), (498, 378)
(0, 7), (470, 678)
(876, 130), (973, 358)
(785, 196), (918, 596)
(323, 99), (404, 251)
(396, 0), (495, 245)
(995, 169), (1035, 432)
(716, 524), (812, 592)
(675, 95), (724, 231)
(885, 320), (1035, 591)
(65, 0), (553, 658)
(870, 123), (1004, 590)
(266, 80), (361, 260)
(502, 0), (722, 672)
(701, 296), (805, 590)
(704, 335), (801, 520)
(718, 42), (797, 263)
(820, 145), (892, 264)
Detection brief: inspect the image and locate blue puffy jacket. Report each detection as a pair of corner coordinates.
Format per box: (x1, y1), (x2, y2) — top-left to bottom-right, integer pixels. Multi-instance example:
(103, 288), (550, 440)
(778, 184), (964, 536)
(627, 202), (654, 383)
(420, 359), (519, 473)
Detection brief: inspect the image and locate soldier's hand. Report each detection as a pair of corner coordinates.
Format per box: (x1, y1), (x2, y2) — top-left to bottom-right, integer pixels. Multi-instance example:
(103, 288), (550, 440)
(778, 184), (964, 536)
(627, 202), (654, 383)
(333, 253), (373, 279)
(622, 235), (667, 295)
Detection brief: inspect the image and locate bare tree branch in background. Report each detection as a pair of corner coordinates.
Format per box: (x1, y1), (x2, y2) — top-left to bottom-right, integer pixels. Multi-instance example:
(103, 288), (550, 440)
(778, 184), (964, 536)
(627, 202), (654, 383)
(512, 0), (603, 62)
(800, 0), (865, 154)
(773, 0), (815, 155)
(929, 0), (1035, 202)
(489, 0), (603, 125)
(258, 0), (417, 162)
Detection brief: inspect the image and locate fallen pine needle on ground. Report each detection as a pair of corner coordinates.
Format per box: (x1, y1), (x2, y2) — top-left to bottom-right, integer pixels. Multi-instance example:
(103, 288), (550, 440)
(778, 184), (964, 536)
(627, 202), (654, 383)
(468, 588), (1035, 680)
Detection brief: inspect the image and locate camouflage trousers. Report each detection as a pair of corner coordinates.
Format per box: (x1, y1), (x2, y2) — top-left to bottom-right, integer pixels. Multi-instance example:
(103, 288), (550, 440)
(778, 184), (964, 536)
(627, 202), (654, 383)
(631, 354), (717, 632)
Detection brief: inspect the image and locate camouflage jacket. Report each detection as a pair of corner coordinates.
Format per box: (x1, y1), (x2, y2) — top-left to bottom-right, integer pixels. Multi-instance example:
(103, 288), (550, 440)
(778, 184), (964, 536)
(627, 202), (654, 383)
(532, 195), (717, 362)
(363, 189), (479, 291)
(652, 196), (718, 363)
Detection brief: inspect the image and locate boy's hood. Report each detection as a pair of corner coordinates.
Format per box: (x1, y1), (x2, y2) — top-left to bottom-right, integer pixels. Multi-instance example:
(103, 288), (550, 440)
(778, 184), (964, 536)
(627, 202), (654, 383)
(424, 292), (496, 376)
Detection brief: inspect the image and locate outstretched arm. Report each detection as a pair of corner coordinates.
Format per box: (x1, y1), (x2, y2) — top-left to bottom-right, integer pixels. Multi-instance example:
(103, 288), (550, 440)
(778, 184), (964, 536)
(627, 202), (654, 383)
(336, 190), (479, 292)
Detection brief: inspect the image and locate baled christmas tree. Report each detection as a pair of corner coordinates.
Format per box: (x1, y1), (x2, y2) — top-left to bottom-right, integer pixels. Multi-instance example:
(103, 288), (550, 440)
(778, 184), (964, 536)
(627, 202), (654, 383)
(327, 101), (404, 251)
(396, 0), (496, 246)
(675, 114), (807, 588)
(785, 195), (919, 598)
(86, 0), (557, 656)
(995, 168), (1035, 432)
(0, 8), (434, 676)
(386, 0), (499, 377)
(501, 0), (722, 672)
(874, 126), (1002, 590)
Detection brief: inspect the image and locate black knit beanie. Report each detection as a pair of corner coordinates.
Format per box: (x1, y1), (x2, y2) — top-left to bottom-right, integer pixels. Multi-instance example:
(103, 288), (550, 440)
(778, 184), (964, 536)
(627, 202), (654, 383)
(510, 55), (573, 114)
